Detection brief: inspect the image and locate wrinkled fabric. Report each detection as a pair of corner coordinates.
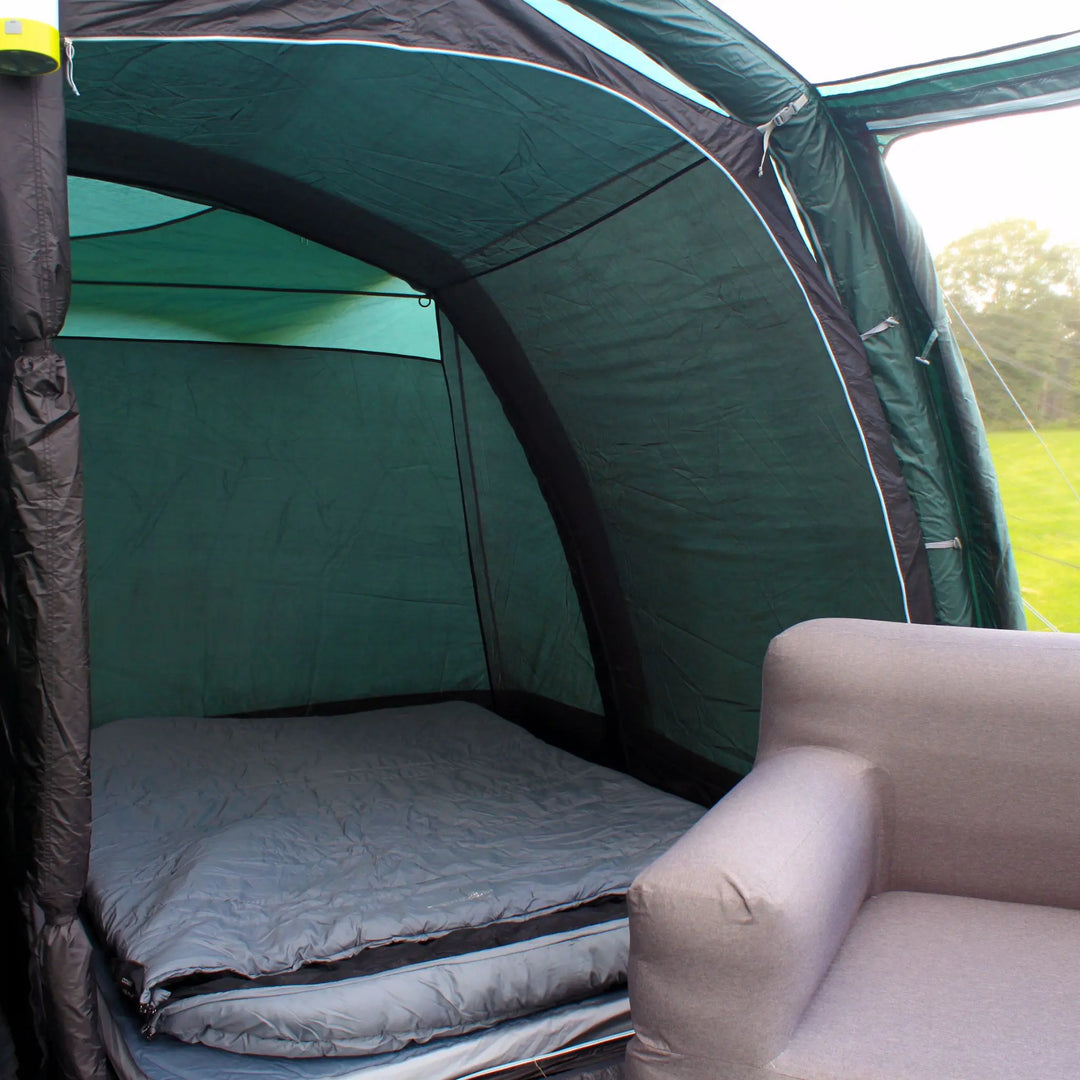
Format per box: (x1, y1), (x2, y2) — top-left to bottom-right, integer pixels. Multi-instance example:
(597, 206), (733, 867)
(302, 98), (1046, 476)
(89, 702), (702, 1051)
(0, 70), (103, 1080)
(153, 920), (629, 1056)
(96, 949), (632, 1080)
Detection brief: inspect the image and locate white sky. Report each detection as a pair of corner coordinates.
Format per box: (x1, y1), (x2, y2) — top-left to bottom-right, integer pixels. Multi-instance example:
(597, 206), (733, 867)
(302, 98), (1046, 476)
(712, 0), (1080, 256)
(885, 107), (1080, 255)
(713, 0), (1077, 83)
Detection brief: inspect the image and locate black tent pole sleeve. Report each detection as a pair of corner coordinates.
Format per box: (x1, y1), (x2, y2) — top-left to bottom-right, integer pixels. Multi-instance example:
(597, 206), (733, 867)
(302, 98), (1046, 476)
(0, 71), (105, 1080)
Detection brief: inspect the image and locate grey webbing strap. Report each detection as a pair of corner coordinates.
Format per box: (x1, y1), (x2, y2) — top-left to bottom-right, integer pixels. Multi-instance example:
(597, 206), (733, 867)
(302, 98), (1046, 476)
(757, 92), (809, 176)
(915, 329), (939, 365)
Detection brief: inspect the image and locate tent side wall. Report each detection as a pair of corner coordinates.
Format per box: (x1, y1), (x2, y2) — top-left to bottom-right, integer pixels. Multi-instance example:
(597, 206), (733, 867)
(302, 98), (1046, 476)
(850, 140), (1026, 628)
(570, 0), (1024, 628)
(816, 36), (1080, 630)
(465, 151), (917, 772)
(66, 338), (491, 720)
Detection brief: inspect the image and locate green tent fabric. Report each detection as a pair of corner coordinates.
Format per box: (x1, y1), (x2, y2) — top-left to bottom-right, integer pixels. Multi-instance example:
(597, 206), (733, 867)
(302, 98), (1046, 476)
(69, 337), (489, 722)
(2, 2), (1067, 1075)
(821, 31), (1080, 141)
(66, 183), (605, 731)
(476, 157), (908, 765)
(60, 28), (935, 776)
(441, 321), (604, 720)
(565, 0), (1021, 629)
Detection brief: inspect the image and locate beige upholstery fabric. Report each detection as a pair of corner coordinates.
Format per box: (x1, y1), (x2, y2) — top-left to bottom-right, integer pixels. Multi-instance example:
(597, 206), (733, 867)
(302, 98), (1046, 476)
(775, 892), (1080, 1080)
(760, 619), (1080, 907)
(627, 747), (882, 1080)
(625, 619), (1080, 1080)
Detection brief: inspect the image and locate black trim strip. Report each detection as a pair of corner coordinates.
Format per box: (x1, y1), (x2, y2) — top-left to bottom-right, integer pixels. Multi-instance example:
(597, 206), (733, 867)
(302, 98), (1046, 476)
(470, 157), (705, 281)
(156, 896), (627, 1005)
(625, 725), (741, 807)
(493, 692), (613, 771)
(440, 316), (500, 699)
(72, 279), (428, 299)
(61, 334), (443, 365)
(221, 689), (495, 720)
(458, 142), (691, 266)
(72, 205), (215, 241)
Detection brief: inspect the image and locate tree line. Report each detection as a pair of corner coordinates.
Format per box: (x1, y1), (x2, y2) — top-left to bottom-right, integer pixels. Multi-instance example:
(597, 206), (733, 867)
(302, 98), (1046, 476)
(935, 219), (1080, 429)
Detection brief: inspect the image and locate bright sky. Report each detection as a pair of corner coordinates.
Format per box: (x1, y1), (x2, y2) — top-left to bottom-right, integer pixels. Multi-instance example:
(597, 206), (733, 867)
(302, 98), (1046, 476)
(712, 0), (1080, 256)
(885, 107), (1080, 256)
(713, 0), (1077, 83)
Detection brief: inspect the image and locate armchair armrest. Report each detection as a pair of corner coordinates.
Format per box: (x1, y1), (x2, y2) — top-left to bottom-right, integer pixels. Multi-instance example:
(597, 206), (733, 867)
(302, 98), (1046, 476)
(626, 746), (883, 1080)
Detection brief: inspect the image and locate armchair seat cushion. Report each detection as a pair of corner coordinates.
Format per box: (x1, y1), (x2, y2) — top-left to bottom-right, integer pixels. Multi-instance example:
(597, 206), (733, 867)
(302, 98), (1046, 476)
(773, 891), (1080, 1080)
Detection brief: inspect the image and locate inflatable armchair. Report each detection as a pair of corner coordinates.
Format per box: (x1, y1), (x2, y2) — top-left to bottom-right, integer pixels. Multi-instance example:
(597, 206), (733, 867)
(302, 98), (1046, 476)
(626, 618), (1080, 1080)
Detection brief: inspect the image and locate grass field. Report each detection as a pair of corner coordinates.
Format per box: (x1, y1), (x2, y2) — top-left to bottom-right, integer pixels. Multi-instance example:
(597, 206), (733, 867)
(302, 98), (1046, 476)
(987, 428), (1080, 632)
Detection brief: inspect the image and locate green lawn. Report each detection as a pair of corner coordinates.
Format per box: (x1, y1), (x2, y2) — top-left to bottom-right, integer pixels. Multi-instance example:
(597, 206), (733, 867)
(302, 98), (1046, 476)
(987, 428), (1080, 632)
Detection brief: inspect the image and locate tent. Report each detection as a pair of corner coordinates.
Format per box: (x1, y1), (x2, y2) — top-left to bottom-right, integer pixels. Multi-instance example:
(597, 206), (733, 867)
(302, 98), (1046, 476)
(2, 1), (1077, 1076)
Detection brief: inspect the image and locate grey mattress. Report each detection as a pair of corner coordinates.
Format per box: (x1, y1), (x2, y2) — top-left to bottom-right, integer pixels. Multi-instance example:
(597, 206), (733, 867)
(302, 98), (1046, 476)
(89, 701), (702, 1056)
(95, 943), (633, 1080)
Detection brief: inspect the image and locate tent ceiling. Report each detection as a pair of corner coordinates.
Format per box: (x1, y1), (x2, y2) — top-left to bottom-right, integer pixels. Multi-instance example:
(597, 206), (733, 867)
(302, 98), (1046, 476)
(65, 42), (698, 281)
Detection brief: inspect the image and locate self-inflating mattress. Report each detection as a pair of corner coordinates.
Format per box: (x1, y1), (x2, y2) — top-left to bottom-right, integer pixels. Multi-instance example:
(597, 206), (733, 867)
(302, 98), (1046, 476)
(89, 702), (703, 1057)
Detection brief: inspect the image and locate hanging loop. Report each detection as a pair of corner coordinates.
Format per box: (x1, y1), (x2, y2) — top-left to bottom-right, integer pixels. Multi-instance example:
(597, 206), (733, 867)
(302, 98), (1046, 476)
(63, 37), (80, 96)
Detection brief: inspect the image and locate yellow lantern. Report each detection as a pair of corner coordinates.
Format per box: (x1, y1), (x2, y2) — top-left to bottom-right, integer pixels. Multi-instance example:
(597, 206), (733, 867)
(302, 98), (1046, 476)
(0, 0), (60, 76)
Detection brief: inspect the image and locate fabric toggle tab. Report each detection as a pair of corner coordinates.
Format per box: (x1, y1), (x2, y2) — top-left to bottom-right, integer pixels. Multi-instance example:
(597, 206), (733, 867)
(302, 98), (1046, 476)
(925, 537), (963, 550)
(757, 92), (809, 176)
(915, 328), (939, 365)
(859, 315), (900, 341)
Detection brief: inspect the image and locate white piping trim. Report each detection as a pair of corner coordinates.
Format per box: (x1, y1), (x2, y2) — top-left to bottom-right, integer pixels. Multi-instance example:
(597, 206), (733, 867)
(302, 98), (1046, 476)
(68, 33), (914, 620)
(820, 30), (1080, 96)
(866, 86), (1080, 134)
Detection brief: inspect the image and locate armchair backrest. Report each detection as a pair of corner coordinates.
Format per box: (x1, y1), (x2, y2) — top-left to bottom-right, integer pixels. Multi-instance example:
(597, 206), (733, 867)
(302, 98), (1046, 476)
(759, 619), (1080, 909)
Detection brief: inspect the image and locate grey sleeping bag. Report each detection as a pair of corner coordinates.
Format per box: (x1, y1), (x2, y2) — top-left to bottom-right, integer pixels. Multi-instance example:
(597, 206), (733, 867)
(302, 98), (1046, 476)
(89, 702), (703, 1056)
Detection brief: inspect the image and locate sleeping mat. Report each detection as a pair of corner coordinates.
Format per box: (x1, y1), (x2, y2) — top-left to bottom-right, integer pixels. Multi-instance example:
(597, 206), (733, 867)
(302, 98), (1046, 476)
(89, 701), (703, 1056)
